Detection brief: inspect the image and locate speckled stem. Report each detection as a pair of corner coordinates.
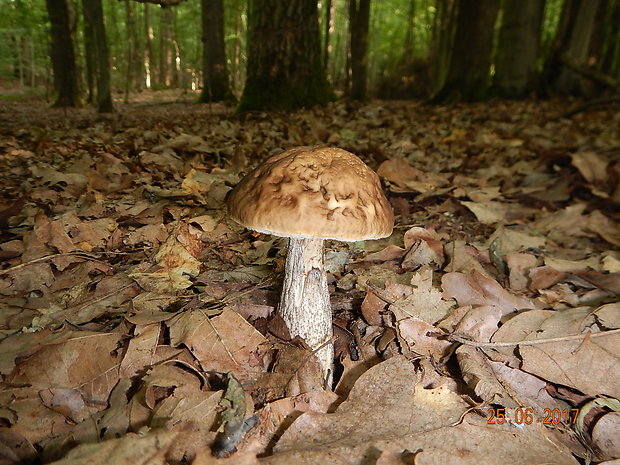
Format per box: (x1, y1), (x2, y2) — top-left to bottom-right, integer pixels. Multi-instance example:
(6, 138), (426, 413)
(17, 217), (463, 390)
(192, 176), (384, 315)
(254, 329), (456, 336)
(280, 237), (333, 386)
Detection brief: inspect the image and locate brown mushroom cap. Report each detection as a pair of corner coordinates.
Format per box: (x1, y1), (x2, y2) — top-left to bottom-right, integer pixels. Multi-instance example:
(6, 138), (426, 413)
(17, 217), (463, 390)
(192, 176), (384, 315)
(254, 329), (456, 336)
(227, 146), (394, 241)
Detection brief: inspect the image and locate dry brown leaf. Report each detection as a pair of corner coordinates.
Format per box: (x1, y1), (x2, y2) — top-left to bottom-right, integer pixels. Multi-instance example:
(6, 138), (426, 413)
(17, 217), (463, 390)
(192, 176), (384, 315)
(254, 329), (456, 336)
(39, 388), (89, 423)
(505, 252), (538, 291)
(456, 344), (512, 405)
(452, 305), (503, 341)
(443, 241), (489, 276)
(119, 324), (161, 378)
(390, 268), (454, 328)
(401, 227), (445, 270)
(247, 390), (339, 456)
(487, 360), (572, 416)
(46, 431), (180, 465)
(168, 309), (267, 382)
(591, 412), (620, 461)
(442, 271), (535, 314)
(0, 428), (38, 464)
(586, 210), (620, 247)
(571, 151), (608, 185)
(254, 345), (325, 400)
(490, 227), (546, 254)
(461, 200), (508, 224)
(528, 265), (568, 290)
(376, 157), (422, 187)
(491, 308), (620, 397)
(7, 331), (123, 403)
(360, 290), (388, 326)
(261, 356), (577, 465)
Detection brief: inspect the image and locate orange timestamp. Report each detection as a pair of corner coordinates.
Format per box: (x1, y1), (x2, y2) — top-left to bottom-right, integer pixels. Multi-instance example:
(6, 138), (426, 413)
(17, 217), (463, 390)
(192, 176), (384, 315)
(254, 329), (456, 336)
(487, 407), (579, 425)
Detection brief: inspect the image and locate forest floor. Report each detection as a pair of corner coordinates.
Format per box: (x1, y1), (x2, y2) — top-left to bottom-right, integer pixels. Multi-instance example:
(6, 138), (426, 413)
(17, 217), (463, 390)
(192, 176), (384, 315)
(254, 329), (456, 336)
(0, 94), (619, 465)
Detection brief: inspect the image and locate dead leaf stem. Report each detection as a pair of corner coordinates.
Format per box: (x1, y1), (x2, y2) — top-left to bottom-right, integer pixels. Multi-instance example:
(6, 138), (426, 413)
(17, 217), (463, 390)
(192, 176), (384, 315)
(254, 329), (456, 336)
(449, 328), (620, 348)
(1, 251), (111, 274)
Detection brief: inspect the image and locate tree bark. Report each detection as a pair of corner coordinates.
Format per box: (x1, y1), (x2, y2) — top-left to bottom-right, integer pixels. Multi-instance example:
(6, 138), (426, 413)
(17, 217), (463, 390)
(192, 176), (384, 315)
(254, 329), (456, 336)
(280, 238), (333, 385)
(543, 0), (602, 95)
(430, 0), (499, 103)
(429, 0), (458, 96)
(600, 0), (620, 78)
(158, 7), (172, 87)
(144, 3), (155, 88)
(555, 0), (601, 94)
(323, 0), (333, 71)
(124, 0), (141, 100)
(493, 0), (545, 98)
(45, 0), (79, 107)
(82, 0), (114, 112)
(238, 0), (334, 112)
(83, 4), (96, 103)
(199, 0), (234, 102)
(348, 0), (370, 100)
(403, 0), (415, 56)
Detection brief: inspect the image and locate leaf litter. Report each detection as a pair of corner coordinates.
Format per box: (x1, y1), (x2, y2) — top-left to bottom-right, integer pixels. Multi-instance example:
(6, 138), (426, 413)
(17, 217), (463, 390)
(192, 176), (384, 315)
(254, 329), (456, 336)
(0, 97), (619, 464)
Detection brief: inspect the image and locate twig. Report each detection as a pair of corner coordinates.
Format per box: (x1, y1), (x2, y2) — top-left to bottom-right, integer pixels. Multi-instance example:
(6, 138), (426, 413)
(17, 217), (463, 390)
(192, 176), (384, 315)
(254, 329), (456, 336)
(553, 96), (620, 120)
(449, 328), (620, 348)
(1, 251), (111, 274)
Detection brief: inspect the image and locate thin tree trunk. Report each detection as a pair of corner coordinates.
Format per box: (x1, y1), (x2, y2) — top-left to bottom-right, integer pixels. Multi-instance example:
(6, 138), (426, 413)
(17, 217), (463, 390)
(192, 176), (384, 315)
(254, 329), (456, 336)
(83, 0), (114, 112)
(403, 0), (415, 56)
(45, 0), (79, 107)
(83, 6), (96, 104)
(429, 0), (457, 96)
(124, 0), (135, 101)
(233, 12), (242, 93)
(199, 0), (234, 102)
(171, 9), (180, 88)
(158, 8), (172, 87)
(323, 0), (333, 71)
(238, 0), (334, 112)
(600, 0), (620, 77)
(348, 0), (370, 100)
(144, 3), (154, 88)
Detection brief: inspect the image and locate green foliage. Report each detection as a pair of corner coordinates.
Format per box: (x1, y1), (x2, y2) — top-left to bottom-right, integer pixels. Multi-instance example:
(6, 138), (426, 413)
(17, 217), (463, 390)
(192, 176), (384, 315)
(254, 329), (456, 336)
(0, 0), (50, 87)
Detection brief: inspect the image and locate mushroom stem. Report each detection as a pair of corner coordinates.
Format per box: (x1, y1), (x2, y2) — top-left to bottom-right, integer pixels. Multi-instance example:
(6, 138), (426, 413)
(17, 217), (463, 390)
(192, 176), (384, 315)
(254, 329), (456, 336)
(280, 237), (333, 386)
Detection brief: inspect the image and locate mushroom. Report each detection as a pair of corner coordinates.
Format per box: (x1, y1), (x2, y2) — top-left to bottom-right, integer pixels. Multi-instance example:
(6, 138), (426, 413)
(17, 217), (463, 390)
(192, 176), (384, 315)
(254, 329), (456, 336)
(227, 146), (394, 385)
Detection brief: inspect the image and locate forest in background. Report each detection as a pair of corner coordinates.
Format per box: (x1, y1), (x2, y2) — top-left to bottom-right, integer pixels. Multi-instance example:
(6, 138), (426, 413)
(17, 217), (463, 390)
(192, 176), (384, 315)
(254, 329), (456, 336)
(1, 0), (620, 111)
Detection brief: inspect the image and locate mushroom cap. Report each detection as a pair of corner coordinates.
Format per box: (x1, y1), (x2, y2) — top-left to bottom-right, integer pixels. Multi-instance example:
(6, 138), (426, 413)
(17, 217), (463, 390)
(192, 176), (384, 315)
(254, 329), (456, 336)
(227, 146), (394, 241)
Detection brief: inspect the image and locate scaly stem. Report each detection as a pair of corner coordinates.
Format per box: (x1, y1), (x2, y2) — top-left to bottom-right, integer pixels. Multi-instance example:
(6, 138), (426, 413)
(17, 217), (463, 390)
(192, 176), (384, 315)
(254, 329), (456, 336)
(279, 237), (333, 386)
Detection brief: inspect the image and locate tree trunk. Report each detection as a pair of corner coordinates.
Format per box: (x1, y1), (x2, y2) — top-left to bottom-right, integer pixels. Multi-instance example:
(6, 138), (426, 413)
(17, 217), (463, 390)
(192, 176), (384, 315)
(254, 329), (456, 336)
(144, 3), (155, 88)
(322, 0), (333, 71)
(493, 0), (545, 98)
(83, 7), (96, 103)
(543, 0), (602, 95)
(83, 0), (114, 112)
(171, 10), (181, 89)
(348, 0), (370, 100)
(429, 0), (458, 96)
(430, 0), (499, 103)
(158, 8), (172, 87)
(403, 0), (415, 56)
(238, 0), (334, 112)
(124, 0), (137, 100)
(199, 0), (234, 102)
(600, 0), (620, 78)
(45, 0), (79, 107)
(554, 0), (601, 94)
